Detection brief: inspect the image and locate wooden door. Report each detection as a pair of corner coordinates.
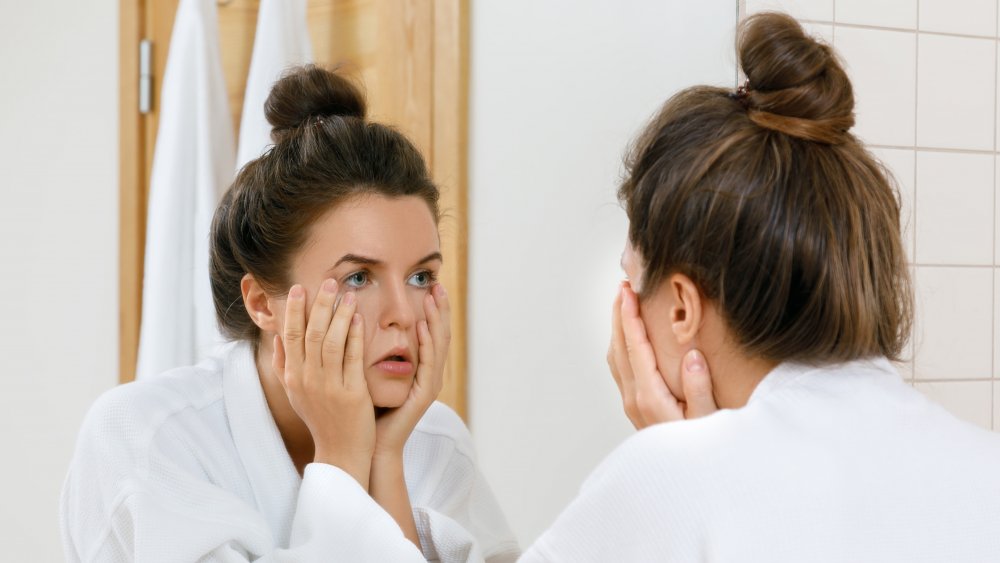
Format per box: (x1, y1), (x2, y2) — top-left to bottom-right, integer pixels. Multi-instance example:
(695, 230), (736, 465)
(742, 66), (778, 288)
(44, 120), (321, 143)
(120, 0), (469, 418)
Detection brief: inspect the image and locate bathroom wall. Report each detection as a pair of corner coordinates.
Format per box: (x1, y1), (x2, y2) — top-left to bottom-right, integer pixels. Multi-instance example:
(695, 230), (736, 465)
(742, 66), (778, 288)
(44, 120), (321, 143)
(746, 0), (1000, 430)
(0, 1), (120, 560)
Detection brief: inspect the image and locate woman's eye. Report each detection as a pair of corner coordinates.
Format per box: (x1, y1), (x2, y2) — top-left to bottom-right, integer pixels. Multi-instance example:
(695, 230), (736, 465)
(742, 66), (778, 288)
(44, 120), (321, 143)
(345, 271), (369, 288)
(407, 271), (435, 288)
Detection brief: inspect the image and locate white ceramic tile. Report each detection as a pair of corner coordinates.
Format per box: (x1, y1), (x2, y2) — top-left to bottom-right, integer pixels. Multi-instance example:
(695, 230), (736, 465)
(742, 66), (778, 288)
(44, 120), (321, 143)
(914, 381), (993, 430)
(835, 27), (916, 146)
(836, 0), (917, 29)
(996, 157), (1000, 264)
(801, 22), (834, 44)
(916, 34), (996, 151)
(993, 381), (999, 431)
(870, 148), (915, 261)
(893, 359), (914, 380)
(919, 0), (997, 38)
(913, 266), (993, 379)
(745, 0), (833, 21)
(995, 268), (1000, 377)
(915, 152), (994, 265)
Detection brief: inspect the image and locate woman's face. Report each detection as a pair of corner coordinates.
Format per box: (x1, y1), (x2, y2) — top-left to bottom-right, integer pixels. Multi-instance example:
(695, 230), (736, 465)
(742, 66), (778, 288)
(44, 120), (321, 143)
(278, 194), (441, 408)
(620, 241), (685, 399)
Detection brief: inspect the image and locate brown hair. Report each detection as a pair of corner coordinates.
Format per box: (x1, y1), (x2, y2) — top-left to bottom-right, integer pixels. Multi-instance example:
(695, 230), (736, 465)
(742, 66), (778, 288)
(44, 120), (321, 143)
(618, 13), (912, 363)
(210, 65), (440, 343)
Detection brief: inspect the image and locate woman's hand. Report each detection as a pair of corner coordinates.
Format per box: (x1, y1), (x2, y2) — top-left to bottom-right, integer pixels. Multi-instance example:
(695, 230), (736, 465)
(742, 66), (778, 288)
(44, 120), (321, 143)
(373, 283), (451, 456)
(608, 282), (718, 430)
(368, 283), (450, 550)
(272, 279), (376, 489)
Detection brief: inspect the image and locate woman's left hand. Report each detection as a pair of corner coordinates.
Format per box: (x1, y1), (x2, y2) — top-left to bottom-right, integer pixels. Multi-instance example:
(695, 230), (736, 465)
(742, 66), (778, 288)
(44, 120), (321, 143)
(373, 283), (451, 457)
(608, 282), (718, 430)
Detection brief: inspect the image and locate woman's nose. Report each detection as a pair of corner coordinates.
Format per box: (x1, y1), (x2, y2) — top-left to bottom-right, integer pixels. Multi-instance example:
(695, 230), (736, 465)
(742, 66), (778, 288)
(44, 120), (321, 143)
(378, 282), (417, 330)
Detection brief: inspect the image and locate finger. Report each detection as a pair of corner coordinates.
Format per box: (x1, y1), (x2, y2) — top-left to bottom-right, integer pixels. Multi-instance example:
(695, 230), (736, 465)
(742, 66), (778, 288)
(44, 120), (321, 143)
(613, 286), (643, 426)
(306, 279), (339, 369)
(429, 284), (451, 363)
(681, 349), (718, 419)
(343, 313), (367, 391)
(621, 285), (683, 423)
(322, 290), (358, 383)
(283, 284), (307, 378)
(272, 334), (287, 387)
(414, 318), (437, 396)
(608, 285), (625, 394)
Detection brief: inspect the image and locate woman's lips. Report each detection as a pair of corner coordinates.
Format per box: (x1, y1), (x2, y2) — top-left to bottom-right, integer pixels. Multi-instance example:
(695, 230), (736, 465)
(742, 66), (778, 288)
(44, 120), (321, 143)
(374, 359), (414, 376)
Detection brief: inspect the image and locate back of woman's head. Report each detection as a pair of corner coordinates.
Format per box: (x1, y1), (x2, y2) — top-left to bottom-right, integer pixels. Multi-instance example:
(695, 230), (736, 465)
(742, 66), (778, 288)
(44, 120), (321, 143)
(619, 12), (911, 363)
(210, 65), (440, 343)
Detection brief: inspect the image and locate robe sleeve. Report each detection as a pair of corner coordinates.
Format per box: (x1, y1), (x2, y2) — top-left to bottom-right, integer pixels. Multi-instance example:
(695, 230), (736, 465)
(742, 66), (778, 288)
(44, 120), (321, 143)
(59, 390), (426, 562)
(404, 404), (521, 563)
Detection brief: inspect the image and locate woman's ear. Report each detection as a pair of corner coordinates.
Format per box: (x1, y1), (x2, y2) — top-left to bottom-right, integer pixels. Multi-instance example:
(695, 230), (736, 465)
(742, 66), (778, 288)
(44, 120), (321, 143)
(241, 274), (279, 333)
(668, 273), (703, 345)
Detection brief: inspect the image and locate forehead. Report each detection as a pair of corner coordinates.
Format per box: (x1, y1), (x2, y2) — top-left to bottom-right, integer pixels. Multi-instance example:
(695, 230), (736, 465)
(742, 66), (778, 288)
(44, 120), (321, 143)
(297, 194), (440, 269)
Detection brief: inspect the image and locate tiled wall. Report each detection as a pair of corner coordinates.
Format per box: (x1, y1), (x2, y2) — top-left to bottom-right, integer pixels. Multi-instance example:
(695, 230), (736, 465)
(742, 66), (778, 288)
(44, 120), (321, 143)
(744, 0), (999, 431)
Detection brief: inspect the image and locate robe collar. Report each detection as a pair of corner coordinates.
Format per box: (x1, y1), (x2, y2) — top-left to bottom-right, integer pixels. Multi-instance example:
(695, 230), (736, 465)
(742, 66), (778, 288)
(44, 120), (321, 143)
(222, 340), (301, 546)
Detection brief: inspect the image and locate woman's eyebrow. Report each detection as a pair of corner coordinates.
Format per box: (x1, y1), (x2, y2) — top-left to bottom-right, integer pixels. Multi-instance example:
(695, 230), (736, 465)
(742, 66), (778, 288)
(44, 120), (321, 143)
(328, 251), (443, 272)
(331, 254), (381, 270)
(414, 252), (443, 266)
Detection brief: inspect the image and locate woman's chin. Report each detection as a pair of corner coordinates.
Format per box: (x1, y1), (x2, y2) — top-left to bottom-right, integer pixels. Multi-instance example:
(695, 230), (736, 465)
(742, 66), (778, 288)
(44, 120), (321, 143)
(367, 376), (414, 408)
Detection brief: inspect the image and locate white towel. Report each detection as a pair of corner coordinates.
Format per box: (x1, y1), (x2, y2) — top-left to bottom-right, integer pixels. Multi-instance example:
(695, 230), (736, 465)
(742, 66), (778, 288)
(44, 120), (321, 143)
(136, 0), (235, 379)
(236, 0), (313, 170)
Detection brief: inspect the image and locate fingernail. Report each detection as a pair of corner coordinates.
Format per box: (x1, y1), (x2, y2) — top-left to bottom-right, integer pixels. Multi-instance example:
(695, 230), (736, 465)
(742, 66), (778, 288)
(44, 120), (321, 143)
(322, 278), (337, 293)
(352, 313), (361, 326)
(685, 350), (706, 372)
(435, 284), (447, 298)
(289, 285), (304, 299)
(343, 292), (355, 305)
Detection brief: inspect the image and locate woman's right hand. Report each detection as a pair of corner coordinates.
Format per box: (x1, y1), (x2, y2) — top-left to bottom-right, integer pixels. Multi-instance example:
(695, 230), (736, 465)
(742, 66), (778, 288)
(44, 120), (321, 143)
(272, 279), (376, 489)
(608, 282), (718, 430)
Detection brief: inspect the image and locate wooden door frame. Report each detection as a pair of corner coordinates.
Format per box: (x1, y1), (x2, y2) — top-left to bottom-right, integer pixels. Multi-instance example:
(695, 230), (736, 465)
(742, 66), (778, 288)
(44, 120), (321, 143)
(118, 0), (470, 418)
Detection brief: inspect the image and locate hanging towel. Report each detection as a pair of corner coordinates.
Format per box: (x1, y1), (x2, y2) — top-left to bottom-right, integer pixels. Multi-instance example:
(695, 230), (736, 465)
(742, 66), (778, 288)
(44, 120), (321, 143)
(136, 0), (235, 379)
(236, 0), (313, 169)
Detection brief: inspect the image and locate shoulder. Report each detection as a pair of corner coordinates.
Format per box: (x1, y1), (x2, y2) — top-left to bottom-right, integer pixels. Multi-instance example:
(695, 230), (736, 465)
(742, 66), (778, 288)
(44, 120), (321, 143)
(410, 401), (476, 459)
(584, 408), (759, 498)
(74, 359), (226, 463)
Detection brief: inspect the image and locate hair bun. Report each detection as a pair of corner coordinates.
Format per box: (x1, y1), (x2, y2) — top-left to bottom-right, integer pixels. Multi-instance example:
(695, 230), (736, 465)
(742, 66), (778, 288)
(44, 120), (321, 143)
(264, 65), (367, 142)
(738, 13), (855, 144)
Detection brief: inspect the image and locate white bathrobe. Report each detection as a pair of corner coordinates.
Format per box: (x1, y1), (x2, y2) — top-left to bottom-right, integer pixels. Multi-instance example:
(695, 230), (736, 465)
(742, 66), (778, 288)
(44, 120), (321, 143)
(136, 0), (235, 379)
(248, 358), (1000, 562)
(60, 342), (520, 562)
(235, 0), (312, 170)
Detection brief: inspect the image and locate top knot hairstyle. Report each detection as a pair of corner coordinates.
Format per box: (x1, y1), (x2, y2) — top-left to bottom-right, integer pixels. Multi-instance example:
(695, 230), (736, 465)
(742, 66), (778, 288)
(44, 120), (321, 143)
(619, 12), (912, 363)
(210, 65), (440, 343)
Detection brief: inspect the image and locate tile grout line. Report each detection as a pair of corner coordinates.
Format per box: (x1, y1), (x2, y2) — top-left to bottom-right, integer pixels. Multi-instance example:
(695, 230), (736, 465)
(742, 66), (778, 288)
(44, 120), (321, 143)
(867, 144), (997, 155)
(992, 3), (998, 430)
(913, 378), (1000, 383)
(914, 0), (921, 385)
(799, 18), (1000, 41)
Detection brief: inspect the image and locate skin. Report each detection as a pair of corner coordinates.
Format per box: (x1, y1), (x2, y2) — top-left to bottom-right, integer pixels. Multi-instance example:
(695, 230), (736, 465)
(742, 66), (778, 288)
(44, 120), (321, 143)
(240, 194), (450, 549)
(609, 241), (778, 428)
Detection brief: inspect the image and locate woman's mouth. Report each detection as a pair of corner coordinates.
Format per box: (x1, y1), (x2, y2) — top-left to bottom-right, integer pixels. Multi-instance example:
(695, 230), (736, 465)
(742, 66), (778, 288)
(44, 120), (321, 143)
(373, 351), (414, 376)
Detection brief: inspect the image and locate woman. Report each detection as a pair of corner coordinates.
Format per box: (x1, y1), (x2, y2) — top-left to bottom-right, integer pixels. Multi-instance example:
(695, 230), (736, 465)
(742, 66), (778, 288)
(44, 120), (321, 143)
(289, 13), (1000, 561)
(60, 66), (519, 562)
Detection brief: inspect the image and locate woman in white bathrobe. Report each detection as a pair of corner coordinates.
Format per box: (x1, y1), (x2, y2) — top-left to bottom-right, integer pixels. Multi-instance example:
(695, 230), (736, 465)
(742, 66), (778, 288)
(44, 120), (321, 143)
(262, 13), (1000, 562)
(60, 66), (519, 562)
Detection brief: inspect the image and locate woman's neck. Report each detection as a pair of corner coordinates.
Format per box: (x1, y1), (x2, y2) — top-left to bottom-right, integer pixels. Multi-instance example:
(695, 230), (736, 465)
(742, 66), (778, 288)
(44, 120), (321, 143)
(254, 337), (315, 473)
(704, 347), (777, 409)
(695, 309), (778, 409)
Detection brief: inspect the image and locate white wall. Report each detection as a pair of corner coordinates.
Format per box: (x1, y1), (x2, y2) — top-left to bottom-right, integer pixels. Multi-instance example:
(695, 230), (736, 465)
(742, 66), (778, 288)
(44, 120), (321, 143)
(745, 0), (1000, 431)
(0, 1), (120, 559)
(468, 0), (738, 547)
